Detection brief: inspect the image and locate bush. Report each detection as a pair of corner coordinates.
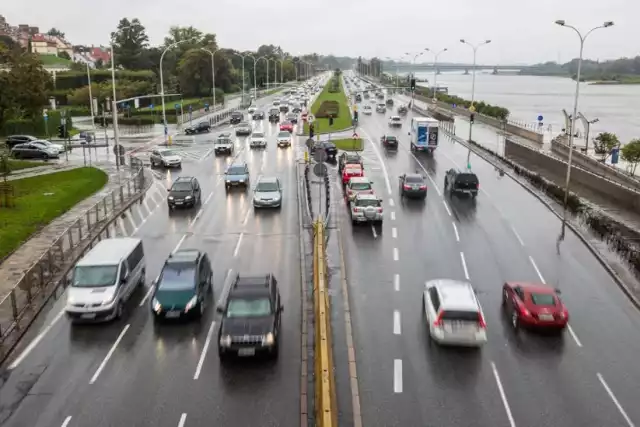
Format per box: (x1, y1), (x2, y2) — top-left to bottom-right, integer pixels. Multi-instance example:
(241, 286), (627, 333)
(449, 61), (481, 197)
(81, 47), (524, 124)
(413, 87), (510, 120)
(55, 70), (156, 91)
(0, 110), (73, 137)
(316, 100), (340, 118)
(100, 116), (157, 126)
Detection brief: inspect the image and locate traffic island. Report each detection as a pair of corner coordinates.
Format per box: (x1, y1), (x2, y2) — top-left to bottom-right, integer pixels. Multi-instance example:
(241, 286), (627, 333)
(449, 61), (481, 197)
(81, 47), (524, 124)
(332, 138), (363, 151)
(303, 71), (353, 135)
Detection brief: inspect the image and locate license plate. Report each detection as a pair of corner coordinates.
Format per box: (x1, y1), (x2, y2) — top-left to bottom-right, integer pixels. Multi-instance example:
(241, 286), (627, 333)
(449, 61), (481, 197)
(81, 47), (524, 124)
(238, 348), (255, 356)
(166, 311), (181, 318)
(175, 201), (183, 205)
(81, 313), (96, 319)
(539, 314), (554, 321)
(412, 186), (419, 190)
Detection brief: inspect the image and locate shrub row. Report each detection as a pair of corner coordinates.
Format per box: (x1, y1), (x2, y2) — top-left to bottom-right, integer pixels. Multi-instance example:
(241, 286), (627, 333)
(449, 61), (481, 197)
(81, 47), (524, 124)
(54, 70), (156, 91)
(0, 111), (73, 137)
(316, 100), (340, 118)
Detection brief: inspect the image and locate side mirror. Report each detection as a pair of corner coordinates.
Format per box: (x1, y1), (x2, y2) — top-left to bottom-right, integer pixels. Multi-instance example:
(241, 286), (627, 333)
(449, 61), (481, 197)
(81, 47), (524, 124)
(279, 305), (284, 312)
(407, 132), (410, 136)
(216, 306), (224, 314)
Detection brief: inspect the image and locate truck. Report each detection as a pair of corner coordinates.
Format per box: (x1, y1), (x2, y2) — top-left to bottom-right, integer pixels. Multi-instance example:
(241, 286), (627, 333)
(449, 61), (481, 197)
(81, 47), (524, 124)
(409, 117), (439, 154)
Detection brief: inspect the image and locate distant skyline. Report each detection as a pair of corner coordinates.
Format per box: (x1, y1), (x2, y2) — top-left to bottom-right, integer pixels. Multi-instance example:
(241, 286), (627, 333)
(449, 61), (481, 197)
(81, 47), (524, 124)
(2, 0), (639, 64)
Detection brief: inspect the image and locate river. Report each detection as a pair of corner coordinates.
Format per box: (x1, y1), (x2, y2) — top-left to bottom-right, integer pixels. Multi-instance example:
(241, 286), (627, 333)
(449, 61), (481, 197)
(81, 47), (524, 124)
(412, 71), (640, 144)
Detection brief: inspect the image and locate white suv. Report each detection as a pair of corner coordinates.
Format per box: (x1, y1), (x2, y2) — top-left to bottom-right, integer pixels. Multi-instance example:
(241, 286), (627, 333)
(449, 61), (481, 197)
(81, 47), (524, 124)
(423, 279), (487, 347)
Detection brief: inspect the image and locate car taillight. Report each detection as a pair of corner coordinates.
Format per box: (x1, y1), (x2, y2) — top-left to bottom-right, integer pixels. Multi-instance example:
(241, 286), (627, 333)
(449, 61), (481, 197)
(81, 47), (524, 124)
(377, 207), (383, 212)
(403, 185), (411, 190)
(478, 313), (487, 329)
(433, 311), (444, 327)
(419, 185), (427, 190)
(354, 207), (362, 212)
(518, 304), (530, 317)
(476, 183), (480, 189)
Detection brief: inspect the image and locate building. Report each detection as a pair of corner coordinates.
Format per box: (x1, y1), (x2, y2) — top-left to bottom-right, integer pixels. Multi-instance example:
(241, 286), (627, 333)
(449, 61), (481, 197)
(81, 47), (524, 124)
(30, 34), (58, 54)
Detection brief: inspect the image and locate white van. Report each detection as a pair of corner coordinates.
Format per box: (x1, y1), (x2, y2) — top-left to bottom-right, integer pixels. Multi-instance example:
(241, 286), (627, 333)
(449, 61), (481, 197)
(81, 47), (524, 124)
(65, 237), (145, 322)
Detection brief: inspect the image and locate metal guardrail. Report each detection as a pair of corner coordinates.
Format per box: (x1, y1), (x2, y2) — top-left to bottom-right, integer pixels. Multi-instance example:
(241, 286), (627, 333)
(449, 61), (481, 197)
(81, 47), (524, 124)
(313, 221), (337, 427)
(0, 157), (148, 354)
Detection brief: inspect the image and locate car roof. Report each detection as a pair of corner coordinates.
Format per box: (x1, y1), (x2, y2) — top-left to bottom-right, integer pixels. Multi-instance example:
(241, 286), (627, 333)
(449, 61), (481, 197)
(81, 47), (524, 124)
(506, 281), (555, 294)
(405, 173), (424, 180)
(174, 176), (194, 182)
(167, 249), (201, 265)
(349, 177), (371, 184)
(345, 163), (362, 169)
(252, 131), (264, 135)
(257, 176), (278, 184)
(355, 193), (378, 201)
(76, 237), (142, 267)
(229, 161), (247, 168)
(344, 153), (361, 159)
(230, 273), (275, 297)
(427, 279), (479, 312)
(218, 132), (231, 137)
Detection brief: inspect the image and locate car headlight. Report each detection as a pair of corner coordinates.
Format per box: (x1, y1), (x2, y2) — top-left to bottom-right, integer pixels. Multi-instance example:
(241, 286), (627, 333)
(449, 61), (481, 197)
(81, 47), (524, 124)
(101, 293), (116, 305)
(239, 179), (245, 183)
(226, 180), (231, 183)
(262, 332), (275, 346)
(152, 297), (162, 312)
(185, 295), (198, 312)
(185, 195), (192, 200)
(220, 335), (232, 347)
(168, 196), (174, 200)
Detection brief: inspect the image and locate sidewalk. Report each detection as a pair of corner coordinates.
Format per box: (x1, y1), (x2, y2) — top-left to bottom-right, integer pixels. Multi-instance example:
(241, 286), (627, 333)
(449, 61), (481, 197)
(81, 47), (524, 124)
(5, 164), (81, 181)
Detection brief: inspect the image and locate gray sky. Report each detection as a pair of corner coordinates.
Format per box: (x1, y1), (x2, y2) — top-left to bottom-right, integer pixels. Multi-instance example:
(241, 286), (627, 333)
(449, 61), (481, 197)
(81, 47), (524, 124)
(3, 0), (639, 64)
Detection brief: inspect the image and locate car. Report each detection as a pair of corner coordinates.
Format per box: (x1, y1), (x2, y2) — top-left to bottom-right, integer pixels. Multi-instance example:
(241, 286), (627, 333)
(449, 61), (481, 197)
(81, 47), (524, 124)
(345, 176), (374, 201)
(184, 121), (211, 135)
(380, 135), (398, 150)
(168, 176), (202, 209)
(376, 104), (386, 113)
(444, 168), (479, 198)
(249, 131), (267, 148)
(252, 110), (265, 120)
(355, 93), (362, 102)
(423, 279), (487, 347)
(338, 152), (363, 174)
(4, 134), (38, 148)
(502, 282), (569, 332)
(291, 104), (302, 113)
(214, 133), (234, 155)
(362, 105), (372, 115)
(397, 105), (408, 115)
(280, 121), (294, 133)
(224, 162), (250, 191)
(11, 142), (59, 159)
(311, 141), (337, 160)
(286, 112), (298, 124)
(248, 106), (257, 115)
(230, 111), (243, 124)
(399, 173), (427, 199)
(276, 131), (292, 148)
(386, 98), (394, 107)
(272, 100), (281, 107)
(235, 121), (252, 136)
(388, 116), (402, 127)
(150, 249), (213, 321)
(268, 108), (280, 122)
(32, 139), (65, 154)
(150, 148), (182, 168)
(376, 92), (384, 99)
(253, 176), (283, 208)
(279, 103), (290, 113)
(217, 273), (283, 360)
(349, 193), (383, 224)
(341, 163), (364, 185)
(363, 92), (370, 99)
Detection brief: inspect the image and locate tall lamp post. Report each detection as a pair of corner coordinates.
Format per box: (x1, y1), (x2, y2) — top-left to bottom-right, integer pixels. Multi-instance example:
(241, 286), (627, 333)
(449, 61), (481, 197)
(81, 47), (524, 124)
(230, 52), (247, 106)
(246, 54), (258, 100)
(460, 38), (492, 169)
(257, 56), (269, 92)
(411, 51), (424, 106)
(160, 39), (198, 133)
(425, 48), (448, 101)
(555, 19), (614, 243)
(201, 47), (220, 110)
(272, 59), (281, 88)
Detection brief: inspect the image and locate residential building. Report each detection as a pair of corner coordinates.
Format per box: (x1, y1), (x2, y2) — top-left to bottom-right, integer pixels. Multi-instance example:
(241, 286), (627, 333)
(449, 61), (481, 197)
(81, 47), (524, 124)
(31, 34), (58, 55)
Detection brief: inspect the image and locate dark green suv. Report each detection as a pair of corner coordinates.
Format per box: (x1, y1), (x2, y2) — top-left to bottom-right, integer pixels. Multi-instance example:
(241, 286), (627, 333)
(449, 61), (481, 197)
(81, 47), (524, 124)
(151, 249), (213, 321)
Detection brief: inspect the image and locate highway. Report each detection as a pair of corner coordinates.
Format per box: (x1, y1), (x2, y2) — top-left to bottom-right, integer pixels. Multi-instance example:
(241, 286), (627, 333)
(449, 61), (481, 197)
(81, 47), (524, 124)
(337, 72), (640, 427)
(0, 90), (307, 427)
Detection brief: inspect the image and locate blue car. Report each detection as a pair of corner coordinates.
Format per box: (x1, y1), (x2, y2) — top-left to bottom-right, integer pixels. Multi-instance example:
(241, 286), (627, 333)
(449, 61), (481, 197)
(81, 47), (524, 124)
(225, 162), (250, 192)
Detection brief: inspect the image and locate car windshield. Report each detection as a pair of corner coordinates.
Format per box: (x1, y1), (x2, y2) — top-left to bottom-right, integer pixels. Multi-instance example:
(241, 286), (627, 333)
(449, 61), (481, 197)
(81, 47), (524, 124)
(231, 112), (242, 117)
(227, 166), (246, 175)
(392, 117), (401, 121)
(405, 176), (424, 184)
(350, 182), (371, 190)
(216, 138), (232, 144)
(282, 121), (291, 125)
(256, 181), (279, 192)
(73, 265), (118, 288)
(530, 293), (556, 306)
(278, 132), (290, 138)
(356, 198), (380, 207)
(252, 133), (264, 138)
(238, 122), (249, 127)
(226, 297), (272, 318)
(385, 136), (397, 141)
(158, 266), (196, 291)
(171, 182), (192, 192)
(441, 310), (481, 322)
(159, 150), (177, 156)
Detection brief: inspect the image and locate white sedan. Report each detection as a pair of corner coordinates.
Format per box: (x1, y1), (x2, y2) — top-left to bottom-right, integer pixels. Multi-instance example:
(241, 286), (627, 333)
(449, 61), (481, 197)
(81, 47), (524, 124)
(249, 132), (267, 148)
(363, 105), (372, 115)
(276, 131), (292, 148)
(388, 116), (402, 127)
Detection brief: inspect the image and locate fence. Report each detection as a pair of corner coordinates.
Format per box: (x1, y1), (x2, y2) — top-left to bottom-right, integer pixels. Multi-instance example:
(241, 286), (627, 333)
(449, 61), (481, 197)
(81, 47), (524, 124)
(0, 157), (148, 360)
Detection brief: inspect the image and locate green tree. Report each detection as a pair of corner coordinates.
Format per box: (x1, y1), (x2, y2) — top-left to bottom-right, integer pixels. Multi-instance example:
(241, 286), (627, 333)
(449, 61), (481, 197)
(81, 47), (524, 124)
(593, 132), (620, 161)
(58, 50), (71, 60)
(0, 35), (21, 51)
(111, 18), (150, 70)
(621, 139), (640, 175)
(47, 28), (65, 38)
(177, 49), (212, 97)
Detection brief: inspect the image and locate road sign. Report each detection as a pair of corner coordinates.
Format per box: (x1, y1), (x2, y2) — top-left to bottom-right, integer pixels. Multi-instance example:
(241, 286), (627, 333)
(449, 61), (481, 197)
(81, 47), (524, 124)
(611, 147), (620, 164)
(469, 105), (476, 113)
(43, 115), (48, 121)
(313, 162), (327, 177)
(175, 104), (180, 110)
(314, 147), (327, 163)
(306, 138), (315, 150)
(537, 115), (544, 121)
(189, 105), (193, 112)
(204, 103), (209, 108)
(42, 109), (48, 117)
(352, 132), (359, 139)
(307, 114), (315, 123)
(452, 103), (457, 108)
(150, 104), (154, 109)
(113, 144), (125, 155)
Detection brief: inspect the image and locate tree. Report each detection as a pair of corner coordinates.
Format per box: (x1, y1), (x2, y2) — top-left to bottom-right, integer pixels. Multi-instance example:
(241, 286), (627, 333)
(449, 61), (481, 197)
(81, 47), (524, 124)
(177, 49), (212, 97)
(111, 18), (150, 70)
(621, 139), (640, 175)
(47, 28), (65, 38)
(593, 132), (620, 161)
(0, 35), (21, 51)
(58, 51), (71, 60)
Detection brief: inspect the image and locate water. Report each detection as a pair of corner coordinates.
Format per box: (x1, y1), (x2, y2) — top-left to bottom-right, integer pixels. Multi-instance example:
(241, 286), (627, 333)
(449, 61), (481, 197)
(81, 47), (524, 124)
(413, 71), (640, 144)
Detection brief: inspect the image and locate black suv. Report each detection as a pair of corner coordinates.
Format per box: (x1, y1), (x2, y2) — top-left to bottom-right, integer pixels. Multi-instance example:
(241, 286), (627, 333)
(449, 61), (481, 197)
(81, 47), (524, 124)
(168, 176), (202, 209)
(230, 111), (243, 124)
(217, 273), (283, 360)
(444, 168), (479, 198)
(310, 141), (337, 160)
(184, 121), (211, 135)
(338, 152), (363, 174)
(268, 108), (280, 123)
(252, 110), (265, 120)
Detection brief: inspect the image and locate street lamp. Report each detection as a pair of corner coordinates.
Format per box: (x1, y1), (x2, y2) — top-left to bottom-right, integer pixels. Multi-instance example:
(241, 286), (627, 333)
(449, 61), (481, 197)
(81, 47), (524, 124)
(160, 38), (199, 133)
(425, 48), (448, 101)
(200, 47), (220, 111)
(246, 54), (258, 100)
(411, 51), (424, 106)
(257, 56), (269, 92)
(272, 59), (281, 88)
(230, 52), (247, 106)
(460, 38), (492, 169)
(554, 19), (614, 243)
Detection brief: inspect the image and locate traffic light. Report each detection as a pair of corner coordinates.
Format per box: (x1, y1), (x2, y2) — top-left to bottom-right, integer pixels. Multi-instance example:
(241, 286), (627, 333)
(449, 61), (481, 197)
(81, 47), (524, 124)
(410, 78), (416, 91)
(309, 123), (315, 139)
(57, 125), (65, 138)
(470, 113), (475, 124)
(329, 115), (334, 126)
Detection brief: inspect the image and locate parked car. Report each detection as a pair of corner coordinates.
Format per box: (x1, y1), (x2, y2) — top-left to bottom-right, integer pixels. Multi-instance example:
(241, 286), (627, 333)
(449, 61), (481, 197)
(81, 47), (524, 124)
(4, 134), (38, 148)
(11, 142), (59, 159)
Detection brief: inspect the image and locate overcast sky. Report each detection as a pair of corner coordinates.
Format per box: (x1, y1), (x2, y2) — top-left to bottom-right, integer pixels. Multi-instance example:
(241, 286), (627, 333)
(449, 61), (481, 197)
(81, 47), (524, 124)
(3, 0), (639, 64)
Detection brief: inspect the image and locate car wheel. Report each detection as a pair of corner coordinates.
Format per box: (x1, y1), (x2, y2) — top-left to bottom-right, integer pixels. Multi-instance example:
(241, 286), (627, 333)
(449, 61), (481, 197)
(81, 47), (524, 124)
(511, 311), (520, 330)
(218, 348), (230, 363)
(195, 302), (204, 319)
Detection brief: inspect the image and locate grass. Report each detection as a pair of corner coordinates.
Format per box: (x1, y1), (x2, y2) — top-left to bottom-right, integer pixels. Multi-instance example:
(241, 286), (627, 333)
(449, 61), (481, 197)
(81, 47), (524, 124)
(333, 138), (363, 151)
(6, 159), (46, 172)
(0, 167), (108, 260)
(303, 76), (352, 135)
(38, 54), (73, 66)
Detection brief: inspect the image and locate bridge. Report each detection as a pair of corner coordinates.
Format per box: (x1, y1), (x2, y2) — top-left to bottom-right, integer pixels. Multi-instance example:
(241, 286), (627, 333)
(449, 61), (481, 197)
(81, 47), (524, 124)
(384, 63), (532, 73)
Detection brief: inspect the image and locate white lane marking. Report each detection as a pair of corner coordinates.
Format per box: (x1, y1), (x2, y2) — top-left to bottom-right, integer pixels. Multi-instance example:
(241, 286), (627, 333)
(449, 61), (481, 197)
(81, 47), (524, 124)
(597, 373), (636, 427)
(143, 198), (153, 214)
(201, 148), (214, 160)
(178, 413), (188, 427)
(242, 208), (251, 225)
(393, 310), (401, 335)
(216, 268), (234, 309)
(391, 227), (397, 238)
(233, 233), (244, 257)
(442, 200), (452, 217)
(190, 209), (203, 225)
(511, 226), (525, 246)
(394, 274), (400, 291)
(460, 252), (470, 280)
(389, 198), (395, 207)
(173, 234), (187, 253)
(528, 256), (545, 283)
(393, 359), (403, 393)
(491, 362), (517, 427)
(136, 204), (146, 219)
(89, 324), (130, 384)
(193, 320), (217, 380)
(127, 212), (137, 231)
(405, 150), (442, 196)
(139, 280), (156, 307)
(9, 310), (65, 369)
(452, 222), (460, 242)
(203, 191), (214, 205)
(61, 416), (72, 427)
(371, 224), (378, 239)
(393, 248), (399, 261)
(360, 127), (392, 195)
(567, 324), (583, 347)
(390, 211), (396, 221)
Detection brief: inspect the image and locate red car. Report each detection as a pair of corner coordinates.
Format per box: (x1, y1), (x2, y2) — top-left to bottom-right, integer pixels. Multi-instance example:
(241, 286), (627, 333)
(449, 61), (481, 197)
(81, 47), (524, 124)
(502, 282), (569, 332)
(280, 121), (294, 132)
(342, 164), (363, 185)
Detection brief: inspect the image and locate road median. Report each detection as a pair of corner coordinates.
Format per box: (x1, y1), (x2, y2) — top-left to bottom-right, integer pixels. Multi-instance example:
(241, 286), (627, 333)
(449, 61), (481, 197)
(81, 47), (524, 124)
(304, 72), (353, 135)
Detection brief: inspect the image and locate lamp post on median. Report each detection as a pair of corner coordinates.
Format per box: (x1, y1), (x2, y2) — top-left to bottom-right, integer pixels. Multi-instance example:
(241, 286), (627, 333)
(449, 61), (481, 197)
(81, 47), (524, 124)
(425, 48), (448, 101)
(272, 59), (281, 88)
(160, 39), (199, 134)
(410, 51), (424, 106)
(554, 19), (614, 244)
(257, 56), (269, 93)
(230, 52), (247, 106)
(201, 47), (220, 110)
(460, 38), (492, 169)
(246, 54), (258, 101)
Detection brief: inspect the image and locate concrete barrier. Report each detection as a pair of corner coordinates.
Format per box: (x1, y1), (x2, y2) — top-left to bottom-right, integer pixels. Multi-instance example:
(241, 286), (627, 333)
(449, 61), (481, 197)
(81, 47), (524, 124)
(504, 138), (640, 211)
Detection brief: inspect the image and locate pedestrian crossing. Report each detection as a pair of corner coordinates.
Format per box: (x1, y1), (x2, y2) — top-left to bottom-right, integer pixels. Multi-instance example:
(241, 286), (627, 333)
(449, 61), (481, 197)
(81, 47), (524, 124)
(105, 179), (167, 238)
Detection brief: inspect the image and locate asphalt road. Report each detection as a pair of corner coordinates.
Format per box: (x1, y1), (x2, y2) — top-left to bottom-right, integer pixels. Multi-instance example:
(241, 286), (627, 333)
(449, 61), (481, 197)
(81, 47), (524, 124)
(0, 88), (313, 427)
(336, 72), (640, 427)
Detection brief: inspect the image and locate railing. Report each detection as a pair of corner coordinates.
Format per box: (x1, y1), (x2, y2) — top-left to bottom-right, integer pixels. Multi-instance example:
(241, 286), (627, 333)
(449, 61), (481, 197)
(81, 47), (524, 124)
(0, 158), (148, 359)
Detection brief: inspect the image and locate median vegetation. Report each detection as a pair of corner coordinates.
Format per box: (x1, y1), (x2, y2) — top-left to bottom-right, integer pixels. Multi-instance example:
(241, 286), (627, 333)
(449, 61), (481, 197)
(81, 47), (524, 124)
(333, 138), (363, 151)
(303, 69), (352, 134)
